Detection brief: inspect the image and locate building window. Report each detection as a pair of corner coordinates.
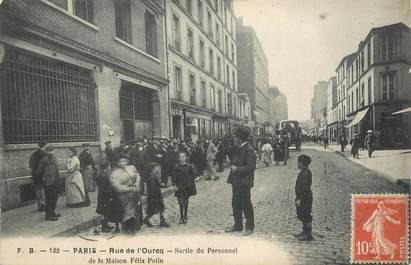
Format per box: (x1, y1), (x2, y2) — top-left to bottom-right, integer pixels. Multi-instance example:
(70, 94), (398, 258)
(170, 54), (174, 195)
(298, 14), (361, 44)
(48, 0), (94, 23)
(226, 65), (230, 87)
(360, 50), (364, 72)
(199, 39), (205, 68)
(232, 71), (235, 90)
(145, 11), (158, 58)
(361, 83), (365, 106)
(231, 42), (235, 62)
(189, 74), (196, 105)
(381, 73), (395, 101)
(367, 77), (372, 105)
(114, 0), (132, 43)
(225, 35), (229, 56)
(187, 28), (194, 60)
(198, 0), (203, 26)
(227, 93), (232, 114)
(0, 48), (98, 143)
(120, 83), (153, 121)
(210, 85), (215, 110)
(218, 90), (223, 113)
(174, 66), (183, 101)
(215, 23), (220, 47)
(73, 0), (94, 22)
(381, 36), (396, 61)
(172, 14), (181, 51)
(367, 42), (371, 67)
(224, 5), (227, 24)
(217, 56), (221, 80)
(186, 0), (192, 15)
(201, 80), (206, 108)
(209, 48), (214, 75)
(207, 10), (213, 38)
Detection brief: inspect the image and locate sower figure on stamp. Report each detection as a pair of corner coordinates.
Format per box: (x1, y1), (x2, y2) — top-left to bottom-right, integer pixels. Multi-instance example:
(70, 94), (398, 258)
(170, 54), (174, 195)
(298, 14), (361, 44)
(294, 154), (314, 241)
(225, 127), (256, 236)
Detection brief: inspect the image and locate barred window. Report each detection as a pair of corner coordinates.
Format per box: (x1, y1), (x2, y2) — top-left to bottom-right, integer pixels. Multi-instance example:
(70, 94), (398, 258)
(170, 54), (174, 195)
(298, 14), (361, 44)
(0, 48), (98, 144)
(119, 83), (153, 121)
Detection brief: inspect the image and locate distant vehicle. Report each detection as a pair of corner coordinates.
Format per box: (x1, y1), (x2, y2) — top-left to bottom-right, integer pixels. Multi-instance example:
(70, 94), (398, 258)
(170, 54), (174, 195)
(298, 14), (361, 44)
(278, 120), (302, 150)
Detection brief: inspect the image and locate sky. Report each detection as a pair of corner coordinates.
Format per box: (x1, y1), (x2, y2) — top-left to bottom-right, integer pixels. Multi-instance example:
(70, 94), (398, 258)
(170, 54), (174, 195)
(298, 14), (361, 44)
(233, 0), (411, 121)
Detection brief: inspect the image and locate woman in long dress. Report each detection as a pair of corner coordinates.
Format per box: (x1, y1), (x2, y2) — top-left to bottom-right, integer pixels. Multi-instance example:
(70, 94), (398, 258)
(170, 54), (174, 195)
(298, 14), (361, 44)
(362, 201), (400, 259)
(65, 147), (89, 208)
(109, 153), (142, 234)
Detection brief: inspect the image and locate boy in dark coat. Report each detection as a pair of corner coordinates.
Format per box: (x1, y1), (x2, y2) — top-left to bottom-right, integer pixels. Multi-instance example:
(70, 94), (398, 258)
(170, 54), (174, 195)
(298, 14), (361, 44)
(143, 162), (170, 228)
(173, 152), (197, 224)
(294, 154), (313, 241)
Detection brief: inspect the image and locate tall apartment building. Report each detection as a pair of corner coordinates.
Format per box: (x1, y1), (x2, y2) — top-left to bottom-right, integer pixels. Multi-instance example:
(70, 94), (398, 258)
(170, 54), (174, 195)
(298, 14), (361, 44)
(343, 23), (410, 147)
(335, 52), (357, 138)
(236, 18), (270, 135)
(311, 80), (328, 127)
(325, 76), (337, 140)
(0, 0), (169, 210)
(167, 0), (240, 141)
(268, 86), (288, 128)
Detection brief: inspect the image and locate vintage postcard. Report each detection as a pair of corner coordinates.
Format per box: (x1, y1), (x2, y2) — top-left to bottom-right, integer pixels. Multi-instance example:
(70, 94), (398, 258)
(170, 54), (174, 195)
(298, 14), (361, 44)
(0, 0), (410, 265)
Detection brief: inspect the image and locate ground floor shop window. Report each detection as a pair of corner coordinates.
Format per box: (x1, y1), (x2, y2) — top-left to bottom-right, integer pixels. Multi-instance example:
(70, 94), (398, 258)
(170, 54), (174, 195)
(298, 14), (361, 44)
(0, 48), (98, 144)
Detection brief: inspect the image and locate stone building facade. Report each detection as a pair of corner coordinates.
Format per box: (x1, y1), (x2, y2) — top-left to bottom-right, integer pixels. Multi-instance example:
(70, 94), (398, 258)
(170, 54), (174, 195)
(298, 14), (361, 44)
(166, 0), (241, 141)
(236, 17), (270, 135)
(0, 0), (169, 210)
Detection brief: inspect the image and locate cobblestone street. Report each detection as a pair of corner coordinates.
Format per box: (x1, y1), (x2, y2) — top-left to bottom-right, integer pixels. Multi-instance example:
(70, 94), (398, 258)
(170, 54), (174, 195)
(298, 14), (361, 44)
(76, 145), (403, 265)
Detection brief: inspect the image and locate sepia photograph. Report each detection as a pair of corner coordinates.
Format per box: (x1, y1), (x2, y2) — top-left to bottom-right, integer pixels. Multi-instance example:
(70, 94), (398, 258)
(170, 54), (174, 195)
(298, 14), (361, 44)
(0, 0), (410, 264)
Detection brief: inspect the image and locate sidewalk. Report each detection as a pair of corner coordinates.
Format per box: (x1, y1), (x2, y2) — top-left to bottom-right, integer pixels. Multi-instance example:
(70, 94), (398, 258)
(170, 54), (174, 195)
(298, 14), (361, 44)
(326, 143), (411, 185)
(1, 166), (236, 238)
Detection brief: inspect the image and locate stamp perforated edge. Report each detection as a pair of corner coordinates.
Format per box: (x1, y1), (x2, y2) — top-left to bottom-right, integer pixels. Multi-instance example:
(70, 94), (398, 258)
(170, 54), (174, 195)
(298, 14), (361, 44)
(350, 194), (410, 264)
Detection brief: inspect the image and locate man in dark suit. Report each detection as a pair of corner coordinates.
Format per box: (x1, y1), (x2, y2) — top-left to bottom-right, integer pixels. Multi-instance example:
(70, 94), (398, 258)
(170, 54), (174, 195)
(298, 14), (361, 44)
(225, 127), (256, 236)
(29, 141), (48, 211)
(37, 146), (61, 221)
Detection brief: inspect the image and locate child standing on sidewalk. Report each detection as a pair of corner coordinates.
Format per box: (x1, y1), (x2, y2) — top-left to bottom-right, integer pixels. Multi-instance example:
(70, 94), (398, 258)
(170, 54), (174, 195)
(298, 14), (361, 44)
(173, 152), (197, 224)
(143, 162), (170, 228)
(294, 154), (313, 241)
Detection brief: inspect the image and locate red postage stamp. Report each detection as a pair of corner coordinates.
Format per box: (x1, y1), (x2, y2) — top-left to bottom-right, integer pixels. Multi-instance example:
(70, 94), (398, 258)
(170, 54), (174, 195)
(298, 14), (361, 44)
(351, 194), (409, 264)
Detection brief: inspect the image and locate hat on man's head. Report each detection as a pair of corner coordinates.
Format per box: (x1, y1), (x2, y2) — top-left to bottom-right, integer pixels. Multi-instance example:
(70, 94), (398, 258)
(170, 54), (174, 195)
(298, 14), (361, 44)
(104, 141), (111, 145)
(82, 143), (90, 148)
(38, 141), (47, 148)
(367, 130), (373, 134)
(235, 126), (251, 140)
(298, 154), (311, 166)
(45, 145), (55, 152)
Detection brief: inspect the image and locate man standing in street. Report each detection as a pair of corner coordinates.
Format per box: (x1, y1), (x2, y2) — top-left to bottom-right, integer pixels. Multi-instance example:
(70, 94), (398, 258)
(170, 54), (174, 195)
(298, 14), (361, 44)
(216, 139), (225, 173)
(205, 139), (219, 181)
(29, 141), (48, 212)
(131, 139), (148, 195)
(225, 127), (256, 236)
(79, 143), (96, 192)
(364, 130), (376, 158)
(37, 146), (61, 221)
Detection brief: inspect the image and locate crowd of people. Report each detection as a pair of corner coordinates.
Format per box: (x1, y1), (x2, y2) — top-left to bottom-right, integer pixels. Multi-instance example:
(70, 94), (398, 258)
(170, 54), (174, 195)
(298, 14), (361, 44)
(29, 127), (318, 241)
(28, 134), (250, 231)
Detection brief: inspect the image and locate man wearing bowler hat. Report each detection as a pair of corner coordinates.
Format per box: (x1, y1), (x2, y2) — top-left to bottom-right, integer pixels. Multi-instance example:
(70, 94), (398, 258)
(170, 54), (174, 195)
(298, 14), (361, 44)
(225, 126), (256, 236)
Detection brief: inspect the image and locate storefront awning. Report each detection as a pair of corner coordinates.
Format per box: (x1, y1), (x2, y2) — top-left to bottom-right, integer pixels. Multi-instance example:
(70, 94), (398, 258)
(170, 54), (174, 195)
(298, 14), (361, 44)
(345, 108), (369, 128)
(392, 107), (411, 115)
